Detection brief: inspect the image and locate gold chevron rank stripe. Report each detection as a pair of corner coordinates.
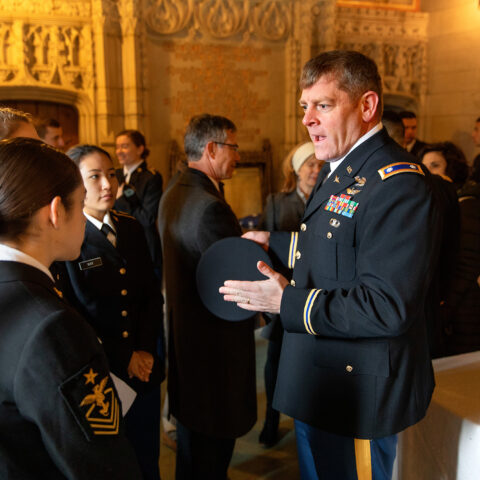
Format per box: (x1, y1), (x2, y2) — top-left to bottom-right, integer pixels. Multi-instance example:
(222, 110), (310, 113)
(303, 289), (322, 335)
(288, 232), (298, 269)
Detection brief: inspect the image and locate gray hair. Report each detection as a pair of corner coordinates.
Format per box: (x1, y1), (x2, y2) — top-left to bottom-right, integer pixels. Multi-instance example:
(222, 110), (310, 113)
(184, 114), (236, 162)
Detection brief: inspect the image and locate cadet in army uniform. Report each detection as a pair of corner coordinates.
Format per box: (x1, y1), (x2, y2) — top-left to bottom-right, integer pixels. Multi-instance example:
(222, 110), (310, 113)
(0, 138), (141, 479)
(221, 51), (441, 480)
(57, 145), (164, 480)
(114, 130), (163, 277)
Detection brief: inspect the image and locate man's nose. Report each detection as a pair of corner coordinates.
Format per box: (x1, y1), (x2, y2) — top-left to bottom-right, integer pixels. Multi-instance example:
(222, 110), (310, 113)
(302, 106), (317, 126)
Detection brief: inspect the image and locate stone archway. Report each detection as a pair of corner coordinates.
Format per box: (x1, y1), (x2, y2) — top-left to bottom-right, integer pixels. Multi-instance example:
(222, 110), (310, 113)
(0, 85), (96, 144)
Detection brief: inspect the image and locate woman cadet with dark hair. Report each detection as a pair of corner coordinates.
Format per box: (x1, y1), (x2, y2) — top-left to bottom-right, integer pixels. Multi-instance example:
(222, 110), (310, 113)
(0, 138), (142, 478)
(56, 144), (164, 480)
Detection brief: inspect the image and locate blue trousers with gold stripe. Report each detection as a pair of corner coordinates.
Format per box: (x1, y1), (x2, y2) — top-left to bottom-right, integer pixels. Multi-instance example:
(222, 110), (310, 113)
(294, 420), (397, 480)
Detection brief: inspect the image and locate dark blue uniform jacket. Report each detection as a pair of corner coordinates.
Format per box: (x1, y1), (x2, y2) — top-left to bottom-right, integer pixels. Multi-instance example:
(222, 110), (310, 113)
(270, 129), (441, 439)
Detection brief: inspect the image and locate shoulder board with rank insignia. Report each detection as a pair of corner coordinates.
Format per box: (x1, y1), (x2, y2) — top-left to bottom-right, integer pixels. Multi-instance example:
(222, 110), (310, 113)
(378, 162), (425, 180)
(111, 209), (135, 220)
(59, 362), (121, 441)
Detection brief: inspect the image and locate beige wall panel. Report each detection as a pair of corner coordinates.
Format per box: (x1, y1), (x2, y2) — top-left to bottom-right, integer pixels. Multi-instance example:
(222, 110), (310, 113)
(145, 36), (285, 185)
(422, 0), (480, 162)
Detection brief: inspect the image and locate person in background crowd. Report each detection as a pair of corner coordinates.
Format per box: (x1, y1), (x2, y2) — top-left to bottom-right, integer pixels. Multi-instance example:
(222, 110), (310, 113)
(57, 144), (164, 480)
(34, 117), (65, 150)
(159, 114), (256, 480)
(382, 110), (405, 146)
(418, 143), (466, 357)
(114, 130), (163, 278)
(221, 50), (441, 480)
(0, 107), (39, 140)
(0, 138), (142, 478)
(441, 153), (480, 356)
(258, 141), (322, 447)
(471, 116), (480, 166)
(399, 110), (426, 156)
(420, 141), (469, 191)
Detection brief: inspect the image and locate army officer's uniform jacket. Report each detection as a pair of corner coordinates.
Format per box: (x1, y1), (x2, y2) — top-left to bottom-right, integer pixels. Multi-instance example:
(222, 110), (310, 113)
(56, 211), (164, 393)
(0, 261), (141, 479)
(269, 128), (441, 439)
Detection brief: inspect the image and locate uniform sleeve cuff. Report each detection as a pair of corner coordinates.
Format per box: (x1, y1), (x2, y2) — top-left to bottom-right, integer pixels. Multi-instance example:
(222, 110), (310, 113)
(280, 285), (322, 335)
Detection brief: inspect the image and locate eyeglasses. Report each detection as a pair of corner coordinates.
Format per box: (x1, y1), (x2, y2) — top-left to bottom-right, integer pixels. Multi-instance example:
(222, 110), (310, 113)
(214, 141), (239, 152)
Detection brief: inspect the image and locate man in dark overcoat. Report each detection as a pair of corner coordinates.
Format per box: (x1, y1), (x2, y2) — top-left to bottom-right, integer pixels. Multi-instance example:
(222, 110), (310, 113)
(221, 51), (441, 480)
(158, 114), (256, 480)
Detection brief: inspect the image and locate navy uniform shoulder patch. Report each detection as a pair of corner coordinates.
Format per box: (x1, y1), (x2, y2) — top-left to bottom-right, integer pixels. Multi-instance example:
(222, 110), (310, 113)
(59, 360), (121, 441)
(378, 162), (425, 180)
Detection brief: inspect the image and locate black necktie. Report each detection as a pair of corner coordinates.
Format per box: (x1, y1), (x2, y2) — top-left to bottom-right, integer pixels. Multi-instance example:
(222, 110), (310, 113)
(101, 223), (116, 246)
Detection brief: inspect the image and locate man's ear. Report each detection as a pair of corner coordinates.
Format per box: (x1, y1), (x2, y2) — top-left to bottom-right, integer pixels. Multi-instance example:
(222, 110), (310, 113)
(360, 91), (379, 123)
(205, 141), (217, 160)
(48, 196), (63, 230)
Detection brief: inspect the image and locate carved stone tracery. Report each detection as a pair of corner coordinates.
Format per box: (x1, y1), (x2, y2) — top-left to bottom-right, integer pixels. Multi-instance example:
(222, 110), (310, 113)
(334, 6), (428, 103)
(144, 0), (292, 42)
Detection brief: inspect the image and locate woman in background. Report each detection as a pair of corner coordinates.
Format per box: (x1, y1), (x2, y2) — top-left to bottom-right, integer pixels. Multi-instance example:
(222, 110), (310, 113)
(421, 141), (469, 191)
(114, 130), (163, 278)
(0, 138), (141, 478)
(442, 155), (480, 355)
(59, 144), (164, 480)
(258, 142), (323, 446)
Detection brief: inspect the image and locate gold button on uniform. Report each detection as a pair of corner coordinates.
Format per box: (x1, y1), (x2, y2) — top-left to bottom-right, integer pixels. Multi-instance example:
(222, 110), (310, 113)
(119, 268), (126, 275)
(121, 289), (128, 296)
(295, 251), (301, 260)
(327, 232), (333, 239)
(121, 310), (128, 317)
(122, 331), (129, 338)
(346, 365), (353, 373)
(300, 223), (307, 232)
(290, 279), (296, 287)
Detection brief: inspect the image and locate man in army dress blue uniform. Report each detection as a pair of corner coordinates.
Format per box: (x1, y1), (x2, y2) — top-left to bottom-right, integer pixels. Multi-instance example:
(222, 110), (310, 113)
(221, 51), (441, 480)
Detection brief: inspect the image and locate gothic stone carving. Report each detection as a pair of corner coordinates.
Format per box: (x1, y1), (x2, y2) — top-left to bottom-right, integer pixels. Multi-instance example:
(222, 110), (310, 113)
(0, 0), (91, 17)
(335, 7), (428, 100)
(144, 0), (292, 42)
(0, 19), (93, 91)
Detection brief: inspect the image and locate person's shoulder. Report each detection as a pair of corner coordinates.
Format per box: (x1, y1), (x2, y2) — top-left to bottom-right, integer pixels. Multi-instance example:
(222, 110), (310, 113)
(2, 273), (86, 335)
(137, 162), (162, 180)
(110, 209), (136, 222)
(111, 209), (144, 235)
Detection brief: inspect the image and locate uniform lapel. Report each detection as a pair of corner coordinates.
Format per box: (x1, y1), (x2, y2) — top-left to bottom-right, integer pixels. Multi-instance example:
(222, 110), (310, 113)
(128, 161), (148, 185)
(84, 220), (120, 258)
(303, 129), (388, 222)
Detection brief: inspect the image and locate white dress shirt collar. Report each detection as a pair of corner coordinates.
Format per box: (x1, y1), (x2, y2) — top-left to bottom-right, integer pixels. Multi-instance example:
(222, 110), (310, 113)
(328, 122), (383, 177)
(84, 211), (116, 233)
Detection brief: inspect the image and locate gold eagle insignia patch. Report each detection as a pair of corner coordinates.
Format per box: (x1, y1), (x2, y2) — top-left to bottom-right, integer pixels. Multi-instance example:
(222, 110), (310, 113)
(79, 372), (120, 435)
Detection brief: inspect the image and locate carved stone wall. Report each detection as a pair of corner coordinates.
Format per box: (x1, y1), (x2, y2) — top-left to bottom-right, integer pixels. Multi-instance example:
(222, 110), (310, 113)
(142, 0), (318, 187)
(333, 6), (428, 112)
(0, 0), (431, 186)
(0, 0), (98, 141)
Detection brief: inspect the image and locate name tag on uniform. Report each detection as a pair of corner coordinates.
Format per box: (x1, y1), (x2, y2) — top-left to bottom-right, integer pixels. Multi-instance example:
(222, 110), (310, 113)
(78, 257), (103, 270)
